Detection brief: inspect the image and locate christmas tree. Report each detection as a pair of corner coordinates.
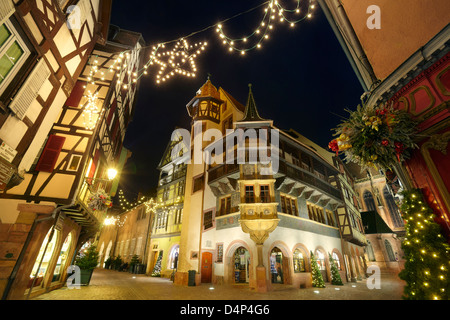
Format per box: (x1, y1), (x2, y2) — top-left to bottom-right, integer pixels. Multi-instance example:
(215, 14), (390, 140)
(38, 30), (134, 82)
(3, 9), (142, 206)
(328, 253), (344, 285)
(310, 251), (325, 288)
(398, 188), (450, 300)
(151, 251), (163, 277)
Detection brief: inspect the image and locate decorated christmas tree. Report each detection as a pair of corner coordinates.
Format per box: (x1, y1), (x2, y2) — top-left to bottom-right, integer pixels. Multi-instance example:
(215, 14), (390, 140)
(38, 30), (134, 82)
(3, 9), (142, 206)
(310, 251), (325, 288)
(151, 251), (163, 277)
(328, 253), (344, 285)
(398, 188), (450, 300)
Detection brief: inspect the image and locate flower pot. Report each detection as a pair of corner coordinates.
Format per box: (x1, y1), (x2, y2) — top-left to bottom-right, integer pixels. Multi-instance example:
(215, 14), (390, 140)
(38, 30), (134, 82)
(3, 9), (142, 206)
(79, 269), (94, 285)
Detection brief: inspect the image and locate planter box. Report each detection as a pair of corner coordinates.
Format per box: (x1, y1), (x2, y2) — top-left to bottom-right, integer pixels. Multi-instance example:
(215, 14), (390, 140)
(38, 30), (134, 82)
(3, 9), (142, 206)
(79, 269), (94, 285)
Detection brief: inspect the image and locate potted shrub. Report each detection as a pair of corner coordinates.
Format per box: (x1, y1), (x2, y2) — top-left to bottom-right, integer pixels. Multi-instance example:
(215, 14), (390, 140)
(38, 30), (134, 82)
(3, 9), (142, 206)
(75, 245), (99, 285)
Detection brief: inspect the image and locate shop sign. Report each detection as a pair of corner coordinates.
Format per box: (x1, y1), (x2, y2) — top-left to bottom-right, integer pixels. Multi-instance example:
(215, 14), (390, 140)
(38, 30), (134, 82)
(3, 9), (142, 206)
(0, 142), (17, 163)
(0, 156), (15, 190)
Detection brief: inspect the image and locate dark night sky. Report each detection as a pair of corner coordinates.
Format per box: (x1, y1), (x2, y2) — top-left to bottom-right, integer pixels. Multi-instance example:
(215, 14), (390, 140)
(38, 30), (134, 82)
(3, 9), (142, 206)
(109, 0), (364, 202)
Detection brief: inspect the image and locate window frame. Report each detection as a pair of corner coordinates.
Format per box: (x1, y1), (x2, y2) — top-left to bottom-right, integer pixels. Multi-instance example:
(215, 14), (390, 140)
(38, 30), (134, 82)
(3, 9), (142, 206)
(0, 19), (31, 95)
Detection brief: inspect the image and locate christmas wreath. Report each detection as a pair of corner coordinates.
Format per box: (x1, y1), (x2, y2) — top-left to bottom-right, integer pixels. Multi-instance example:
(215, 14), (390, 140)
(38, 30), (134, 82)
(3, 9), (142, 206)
(329, 102), (418, 170)
(88, 189), (113, 212)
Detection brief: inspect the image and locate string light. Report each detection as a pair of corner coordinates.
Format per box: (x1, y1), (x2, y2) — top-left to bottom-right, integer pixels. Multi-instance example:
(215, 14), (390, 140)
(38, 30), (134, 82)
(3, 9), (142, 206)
(215, 0), (315, 55)
(81, 91), (102, 130)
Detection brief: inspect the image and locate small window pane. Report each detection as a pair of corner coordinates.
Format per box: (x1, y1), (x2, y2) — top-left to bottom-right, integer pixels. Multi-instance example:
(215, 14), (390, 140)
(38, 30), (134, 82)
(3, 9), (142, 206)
(0, 24), (11, 47)
(0, 41), (24, 84)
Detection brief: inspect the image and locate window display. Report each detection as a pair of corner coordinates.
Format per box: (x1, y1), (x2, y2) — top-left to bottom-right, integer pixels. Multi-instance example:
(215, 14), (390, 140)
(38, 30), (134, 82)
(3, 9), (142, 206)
(28, 229), (59, 289)
(52, 233), (72, 282)
(293, 249), (306, 273)
(233, 247), (250, 283)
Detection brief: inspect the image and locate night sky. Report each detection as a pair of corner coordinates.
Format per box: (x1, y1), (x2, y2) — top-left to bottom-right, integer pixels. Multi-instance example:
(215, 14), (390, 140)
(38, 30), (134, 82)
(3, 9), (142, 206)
(109, 0), (364, 203)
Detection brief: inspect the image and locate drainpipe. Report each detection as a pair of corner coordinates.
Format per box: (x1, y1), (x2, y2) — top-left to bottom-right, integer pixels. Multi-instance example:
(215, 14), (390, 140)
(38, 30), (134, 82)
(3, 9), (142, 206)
(317, 0), (378, 91)
(2, 202), (75, 300)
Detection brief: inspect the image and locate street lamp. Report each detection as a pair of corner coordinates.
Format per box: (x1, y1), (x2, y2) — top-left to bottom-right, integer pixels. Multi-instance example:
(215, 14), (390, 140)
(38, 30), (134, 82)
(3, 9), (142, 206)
(107, 168), (118, 181)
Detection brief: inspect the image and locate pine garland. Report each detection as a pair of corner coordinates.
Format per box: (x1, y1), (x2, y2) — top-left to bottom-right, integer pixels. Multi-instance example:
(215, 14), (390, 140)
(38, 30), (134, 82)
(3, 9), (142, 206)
(398, 188), (450, 300)
(329, 102), (417, 170)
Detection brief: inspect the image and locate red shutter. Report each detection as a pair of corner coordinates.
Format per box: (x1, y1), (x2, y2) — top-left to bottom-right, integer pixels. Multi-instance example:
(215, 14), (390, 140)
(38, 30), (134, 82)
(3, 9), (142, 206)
(87, 149), (100, 183)
(65, 81), (87, 107)
(35, 135), (66, 172)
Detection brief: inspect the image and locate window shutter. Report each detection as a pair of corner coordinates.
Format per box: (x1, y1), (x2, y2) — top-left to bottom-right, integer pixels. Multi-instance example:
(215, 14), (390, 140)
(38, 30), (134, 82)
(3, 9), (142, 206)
(87, 149), (99, 182)
(35, 135), (66, 172)
(0, 1), (14, 26)
(9, 59), (51, 120)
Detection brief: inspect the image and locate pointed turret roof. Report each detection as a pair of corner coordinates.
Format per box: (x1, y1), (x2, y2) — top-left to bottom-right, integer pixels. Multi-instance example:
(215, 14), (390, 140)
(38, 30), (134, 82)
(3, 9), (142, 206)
(240, 84), (266, 122)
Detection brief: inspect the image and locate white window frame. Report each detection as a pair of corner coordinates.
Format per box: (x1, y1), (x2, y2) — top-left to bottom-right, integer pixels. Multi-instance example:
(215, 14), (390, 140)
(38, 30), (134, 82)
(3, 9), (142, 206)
(0, 19), (30, 95)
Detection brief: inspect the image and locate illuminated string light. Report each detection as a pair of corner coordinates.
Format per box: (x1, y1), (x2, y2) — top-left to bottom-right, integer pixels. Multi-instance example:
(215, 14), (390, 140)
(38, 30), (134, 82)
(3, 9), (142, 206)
(81, 91), (102, 130)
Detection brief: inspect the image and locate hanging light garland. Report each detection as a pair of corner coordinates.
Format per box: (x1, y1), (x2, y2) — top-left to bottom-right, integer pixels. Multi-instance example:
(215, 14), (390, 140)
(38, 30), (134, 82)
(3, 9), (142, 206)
(87, 0), (316, 89)
(216, 0), (314, 54)
(81, 91), (103, 130)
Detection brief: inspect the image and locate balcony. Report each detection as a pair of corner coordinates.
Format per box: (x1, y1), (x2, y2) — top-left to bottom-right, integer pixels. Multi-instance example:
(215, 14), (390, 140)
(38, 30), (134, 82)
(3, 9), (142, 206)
(277, 160), (342, 201)
(207, 162), (239, 183)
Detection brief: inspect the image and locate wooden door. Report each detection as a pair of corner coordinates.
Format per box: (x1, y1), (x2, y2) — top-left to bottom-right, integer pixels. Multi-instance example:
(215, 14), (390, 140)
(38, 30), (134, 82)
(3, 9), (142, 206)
(201, 252), (212, 283)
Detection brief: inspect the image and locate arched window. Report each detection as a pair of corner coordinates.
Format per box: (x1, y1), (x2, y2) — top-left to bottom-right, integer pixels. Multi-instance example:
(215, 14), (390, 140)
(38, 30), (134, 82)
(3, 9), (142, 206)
(366, 240), (376, 261)
(293, 248), (306, 273)
(384, 239), (396, 261)
(315, 250), (326, 270)
(168, 245), (179, 269)
(383, 186), (404, 228)
(28, 228), (59, 289)
(363, 191), (377, 211)
(52, 232), (73, 282)
(332, 252), (341, 270)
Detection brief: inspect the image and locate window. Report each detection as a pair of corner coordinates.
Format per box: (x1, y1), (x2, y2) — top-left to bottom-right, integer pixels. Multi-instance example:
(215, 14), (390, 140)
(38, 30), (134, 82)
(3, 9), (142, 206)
(366, 240), (376, 261)
(245, 185), (254, 203)
(260, 185), (270, 203)
(174, 209), (183, 225)
(0, 20), (30, 93)
(280, 194), (298, 215)
(192, 175), (204, 193)
(364, 191), (377, 211)
(216, 243), (223, 263)
(326, 210), (336, 227)
(293, 249), (306, 273)
(315, 250), (326, 270)
(67, 154), (82, 171)
(203, 210), (213, 230)
(222, 115), (233, 134)
(332, 252), (341, 270)
(383, 186), (404, 228)
(307, 202), (325, 224)
(384, 239), (396, 262)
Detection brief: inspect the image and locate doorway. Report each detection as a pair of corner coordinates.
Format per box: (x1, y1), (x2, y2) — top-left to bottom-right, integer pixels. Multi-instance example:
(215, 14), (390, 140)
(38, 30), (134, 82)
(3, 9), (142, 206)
(270, 247), (283, 284)
(201, 252), (212, 283)
(233, 247), (250, 284)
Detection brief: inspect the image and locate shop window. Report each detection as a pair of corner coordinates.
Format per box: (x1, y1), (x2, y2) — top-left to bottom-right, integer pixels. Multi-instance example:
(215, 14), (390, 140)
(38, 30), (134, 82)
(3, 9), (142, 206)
(315, 250), (326, 270)
(168, 245), (179, 269)
(28, 229), (59, 289)
(270, 247), (283, 284)
(52, 232), (73, 282)
(332, 252), (341, 270)
(233, 247), (250, 283)
(293, 248), (306, 273)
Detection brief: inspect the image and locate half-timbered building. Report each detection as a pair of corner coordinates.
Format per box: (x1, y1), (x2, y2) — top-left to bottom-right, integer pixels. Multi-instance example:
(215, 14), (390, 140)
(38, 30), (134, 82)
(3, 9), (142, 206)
(0, 0), (145, 300)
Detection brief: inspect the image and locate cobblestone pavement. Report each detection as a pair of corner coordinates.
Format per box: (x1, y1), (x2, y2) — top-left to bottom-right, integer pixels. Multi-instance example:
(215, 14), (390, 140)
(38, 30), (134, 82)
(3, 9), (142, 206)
(33, 268), (405, 300)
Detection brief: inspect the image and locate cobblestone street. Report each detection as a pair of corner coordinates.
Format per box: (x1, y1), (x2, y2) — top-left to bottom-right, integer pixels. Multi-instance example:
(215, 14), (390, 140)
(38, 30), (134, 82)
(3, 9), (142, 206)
(33, 268), (405, 300)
